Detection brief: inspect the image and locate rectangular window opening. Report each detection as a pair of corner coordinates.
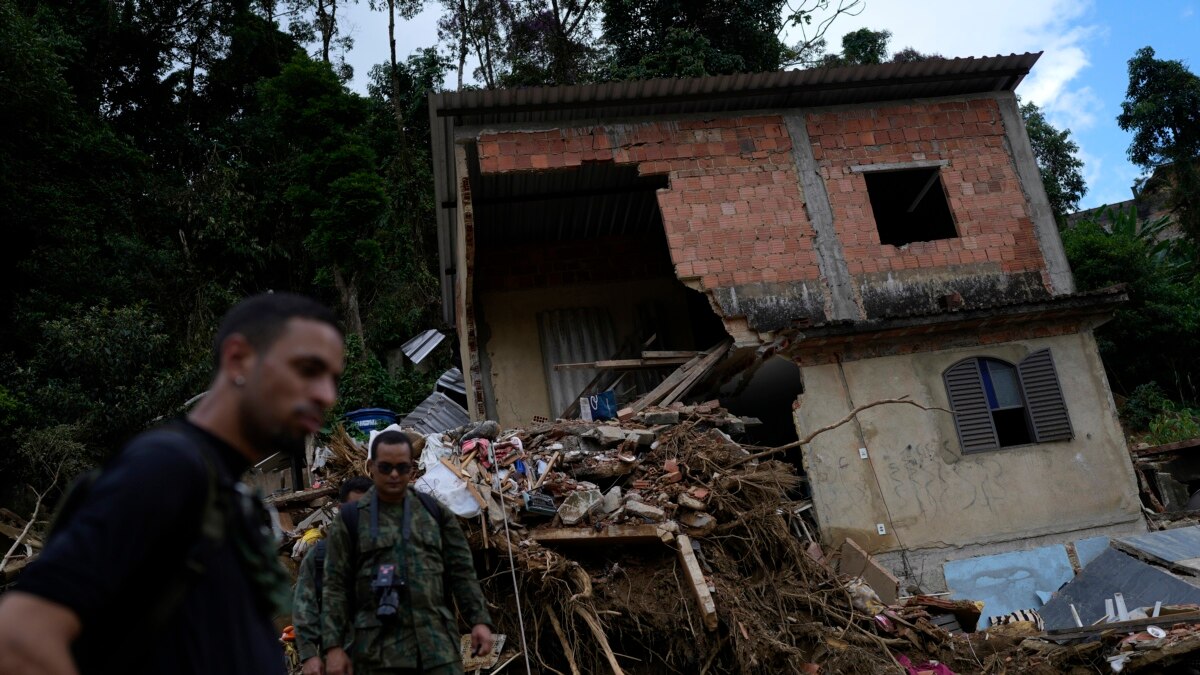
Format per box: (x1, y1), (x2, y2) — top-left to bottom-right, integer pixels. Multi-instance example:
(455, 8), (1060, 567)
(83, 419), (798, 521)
(864, 168), (957, 246)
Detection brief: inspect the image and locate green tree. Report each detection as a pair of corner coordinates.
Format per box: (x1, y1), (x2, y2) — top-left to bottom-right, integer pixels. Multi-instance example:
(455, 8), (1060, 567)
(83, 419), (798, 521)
(1117, 47), (1200, 240)
(839, 27), (889, 65)
(1020, 100), (1087, 220)
(257, 55), (390, 343)
(601, 0), (789, 79)
(1062, 206), (1200, 402)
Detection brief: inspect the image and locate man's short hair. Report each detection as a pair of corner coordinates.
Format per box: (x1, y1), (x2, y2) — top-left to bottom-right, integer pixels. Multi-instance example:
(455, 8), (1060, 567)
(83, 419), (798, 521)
(339, 476), (374, 501)
(213, 292), (340, 367)
(368, 430), (413, 461)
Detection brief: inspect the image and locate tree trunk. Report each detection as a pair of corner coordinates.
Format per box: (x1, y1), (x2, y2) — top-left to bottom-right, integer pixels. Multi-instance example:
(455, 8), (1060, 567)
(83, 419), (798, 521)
(332, 266), (366, 346)
(317, 0), (334, 63)
(387, 0), (406, 140)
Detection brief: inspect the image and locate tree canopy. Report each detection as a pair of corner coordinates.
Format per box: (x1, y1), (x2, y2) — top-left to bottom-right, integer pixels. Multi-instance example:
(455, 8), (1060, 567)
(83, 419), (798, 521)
(1020, 100), (1087, 220)
(1117, 46), (1200, 240)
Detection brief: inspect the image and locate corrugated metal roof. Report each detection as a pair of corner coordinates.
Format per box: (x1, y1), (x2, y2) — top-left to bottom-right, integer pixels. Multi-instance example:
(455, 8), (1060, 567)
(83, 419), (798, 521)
(430, 53), (1044, 324)
(400, 391), (471, 436)
(401, 329), (446, 364)
(436, 367), (466, 396)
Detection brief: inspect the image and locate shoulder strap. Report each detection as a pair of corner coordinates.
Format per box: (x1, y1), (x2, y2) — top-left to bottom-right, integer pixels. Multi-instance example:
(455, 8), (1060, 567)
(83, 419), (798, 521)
(338, 501), (360, 611)
(313, 539), (328, 599)
(414, 491), (445, 525)
(144, 441), (222, 629)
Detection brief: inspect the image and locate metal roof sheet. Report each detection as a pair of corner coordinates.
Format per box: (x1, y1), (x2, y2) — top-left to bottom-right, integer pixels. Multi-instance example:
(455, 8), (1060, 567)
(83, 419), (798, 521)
(399, 391), (471, 436)
(436, 367), (466, 396)
(429, 54), (1044, 324)
(401, 329), (446, 364)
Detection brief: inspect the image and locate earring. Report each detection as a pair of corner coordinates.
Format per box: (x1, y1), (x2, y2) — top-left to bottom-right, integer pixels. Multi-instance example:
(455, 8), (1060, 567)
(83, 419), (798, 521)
(234, 375), (246, 387)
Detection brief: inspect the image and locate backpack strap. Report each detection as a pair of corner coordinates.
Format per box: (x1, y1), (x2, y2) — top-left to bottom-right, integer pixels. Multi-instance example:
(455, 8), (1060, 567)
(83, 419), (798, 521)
(413, 490), (445, 524)
(145, 439), (223, 631)
(313, 539), (328, 601)
(338, 501), (360, 611)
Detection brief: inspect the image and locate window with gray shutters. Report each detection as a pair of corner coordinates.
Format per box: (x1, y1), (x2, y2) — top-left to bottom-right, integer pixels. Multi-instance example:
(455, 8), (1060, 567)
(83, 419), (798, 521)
(943, 349), (1073, 453)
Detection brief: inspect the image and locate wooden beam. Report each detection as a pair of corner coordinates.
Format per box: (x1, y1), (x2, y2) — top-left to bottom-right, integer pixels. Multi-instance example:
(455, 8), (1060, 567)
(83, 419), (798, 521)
(1044, 610), (1200, 639)
(554, 357), (692, 371)
(622, 353), (706, 416)
(659, 341), (730, 406)
(531, 524), (669, 546)
(641, 350), (699, 359)
(677, 534), (718, 630)
(265, 486), (336, 506)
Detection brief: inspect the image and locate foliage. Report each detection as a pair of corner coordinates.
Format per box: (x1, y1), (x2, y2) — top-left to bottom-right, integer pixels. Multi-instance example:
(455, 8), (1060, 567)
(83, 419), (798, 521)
(601, 0), (789, 79)
(1019, 99), (1087, 220)
(810, 27), (940, 68)
(1122, 381), (1175, 431)
(437, 0), (602, 88)
(0, 0), (450, 493)
(1146, 408), (1200, 445)
(332, 335), (437, 417)
(1117, 47), (1200, 241)
(1062, 207), (1200, 404)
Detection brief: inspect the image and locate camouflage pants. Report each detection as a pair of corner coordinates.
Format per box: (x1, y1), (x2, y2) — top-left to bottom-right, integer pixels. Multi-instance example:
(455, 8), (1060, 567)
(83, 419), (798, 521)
(359, 663), (464, 675)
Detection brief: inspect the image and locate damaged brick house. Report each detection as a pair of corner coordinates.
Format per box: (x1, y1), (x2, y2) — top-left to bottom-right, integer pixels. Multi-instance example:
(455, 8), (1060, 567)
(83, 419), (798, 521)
(427, 54), (1146, 592)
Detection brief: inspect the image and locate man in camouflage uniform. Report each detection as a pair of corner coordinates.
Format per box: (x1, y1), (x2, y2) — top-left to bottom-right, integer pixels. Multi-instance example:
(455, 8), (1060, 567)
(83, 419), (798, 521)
(294, 476), (373, 675)
(323, 430), (493, 675)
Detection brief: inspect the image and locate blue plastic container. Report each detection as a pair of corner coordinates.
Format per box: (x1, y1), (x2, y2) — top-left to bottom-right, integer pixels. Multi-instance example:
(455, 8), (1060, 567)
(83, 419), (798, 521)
(342, 408), (398, 433)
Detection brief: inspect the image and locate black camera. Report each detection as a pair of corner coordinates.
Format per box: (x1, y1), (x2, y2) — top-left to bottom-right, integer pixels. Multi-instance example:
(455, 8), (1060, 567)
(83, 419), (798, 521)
(372, 563), (406, 619)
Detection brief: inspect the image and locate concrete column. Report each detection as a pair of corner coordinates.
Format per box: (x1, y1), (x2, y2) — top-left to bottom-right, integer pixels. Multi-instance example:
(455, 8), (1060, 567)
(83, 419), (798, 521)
(784, 113), (861, 322)
(995, 92), (1076, 295)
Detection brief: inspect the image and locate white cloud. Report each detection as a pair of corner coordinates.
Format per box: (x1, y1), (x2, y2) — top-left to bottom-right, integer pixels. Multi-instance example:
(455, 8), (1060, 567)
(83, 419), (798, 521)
(1184, 5), (1196, 18)
(785, 0), (1101, 128)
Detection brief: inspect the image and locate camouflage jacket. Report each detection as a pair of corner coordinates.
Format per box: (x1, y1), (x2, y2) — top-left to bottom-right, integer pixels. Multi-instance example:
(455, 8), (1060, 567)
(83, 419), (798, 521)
(320, 487), (492, 670)
(292, 543), (323, 661)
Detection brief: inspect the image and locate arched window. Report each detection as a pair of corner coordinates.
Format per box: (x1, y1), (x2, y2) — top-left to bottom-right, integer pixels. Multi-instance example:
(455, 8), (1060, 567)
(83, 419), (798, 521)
(943, 349), (1073, 453)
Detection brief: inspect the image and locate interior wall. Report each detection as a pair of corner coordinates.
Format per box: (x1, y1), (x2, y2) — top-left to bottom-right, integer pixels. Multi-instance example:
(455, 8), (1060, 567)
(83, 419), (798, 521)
(479, 278), (693, 428)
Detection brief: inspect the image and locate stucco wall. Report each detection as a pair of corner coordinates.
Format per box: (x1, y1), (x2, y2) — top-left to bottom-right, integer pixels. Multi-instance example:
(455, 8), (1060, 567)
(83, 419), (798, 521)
(796, 330), (1142, 559)
(478, 278), (693, 428)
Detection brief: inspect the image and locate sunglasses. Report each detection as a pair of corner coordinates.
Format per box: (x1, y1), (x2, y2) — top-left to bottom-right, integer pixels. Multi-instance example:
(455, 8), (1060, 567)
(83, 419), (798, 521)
(376, 461), (413, 476)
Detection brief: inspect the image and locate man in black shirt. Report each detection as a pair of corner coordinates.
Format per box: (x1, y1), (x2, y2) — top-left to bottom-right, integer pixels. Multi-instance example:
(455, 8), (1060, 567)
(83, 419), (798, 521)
(0, 292), (345, 675)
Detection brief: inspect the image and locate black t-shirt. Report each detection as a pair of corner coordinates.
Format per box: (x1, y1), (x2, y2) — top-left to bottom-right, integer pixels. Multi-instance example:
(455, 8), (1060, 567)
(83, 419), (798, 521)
(17, 420), (286, 675)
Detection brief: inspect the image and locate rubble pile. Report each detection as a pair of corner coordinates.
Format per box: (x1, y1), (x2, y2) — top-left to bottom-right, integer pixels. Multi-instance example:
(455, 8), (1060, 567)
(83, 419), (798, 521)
(268, 410), (1200, 674)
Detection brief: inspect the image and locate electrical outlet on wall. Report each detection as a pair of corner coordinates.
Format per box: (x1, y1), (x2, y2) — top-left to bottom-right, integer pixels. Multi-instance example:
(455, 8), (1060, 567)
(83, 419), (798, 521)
(876, 523), (887, 535)
(859, 447), (869, 459)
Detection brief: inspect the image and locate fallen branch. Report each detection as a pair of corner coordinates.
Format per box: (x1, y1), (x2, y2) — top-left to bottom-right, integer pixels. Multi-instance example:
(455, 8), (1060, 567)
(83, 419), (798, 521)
(0, 463), (63, 575)
(731, 397), (951, 467)
(548, 610), (581, 675)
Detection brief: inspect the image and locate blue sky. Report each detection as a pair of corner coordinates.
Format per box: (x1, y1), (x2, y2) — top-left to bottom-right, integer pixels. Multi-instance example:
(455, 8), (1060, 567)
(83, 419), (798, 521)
(335, 0), (1199, 210)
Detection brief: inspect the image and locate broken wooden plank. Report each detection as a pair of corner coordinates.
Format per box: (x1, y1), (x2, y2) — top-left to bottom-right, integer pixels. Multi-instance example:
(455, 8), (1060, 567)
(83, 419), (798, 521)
(265, 486), (335, 506)
(642, 350), (699, 359)
(560, 333), (658, 419)
(440, 456), (470, 480)
(840, 537), (900, 606)
(532, 452), (560, 489)
(554, 357), (692, 371)
(677, 534), (718, 630)
(659, 341), (731, 406)
(531, 524), (669, 546)
(622, 353), (707, 416)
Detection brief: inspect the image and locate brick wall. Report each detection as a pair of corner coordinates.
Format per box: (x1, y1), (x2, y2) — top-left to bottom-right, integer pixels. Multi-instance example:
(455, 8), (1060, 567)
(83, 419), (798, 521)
(807, 98), (1046, 277)
(476, 117), (824, 292)
(475, 234), (674, 292)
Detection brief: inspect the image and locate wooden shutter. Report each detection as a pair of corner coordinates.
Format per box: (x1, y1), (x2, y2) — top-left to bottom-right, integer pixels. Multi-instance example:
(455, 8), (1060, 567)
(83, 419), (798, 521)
(1018, 349), (1073, 443)
(944, 359), (999, 453)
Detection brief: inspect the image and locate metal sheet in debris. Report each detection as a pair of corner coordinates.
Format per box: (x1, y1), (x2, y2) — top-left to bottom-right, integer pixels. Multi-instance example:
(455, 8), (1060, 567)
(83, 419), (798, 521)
(401, 329), (446, 364)
(400, 392), (470, 436)
(943, 544), (1074, 630)
(1041, 548), (1200, 630)
(436, 367), (466, 396)
(1073, 536), (1111, 568)
(1115, 526), (1200, 574)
